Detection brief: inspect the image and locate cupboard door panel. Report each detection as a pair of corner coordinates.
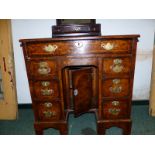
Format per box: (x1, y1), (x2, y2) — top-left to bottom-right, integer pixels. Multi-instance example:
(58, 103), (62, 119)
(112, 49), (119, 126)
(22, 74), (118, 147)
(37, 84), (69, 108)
(72, 68), (93, 117)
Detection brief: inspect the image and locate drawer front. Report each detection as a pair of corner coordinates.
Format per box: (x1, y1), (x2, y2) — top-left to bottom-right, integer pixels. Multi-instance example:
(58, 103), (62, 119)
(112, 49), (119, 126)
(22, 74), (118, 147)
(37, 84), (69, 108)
(102, 100), (130, 119)
(32, 80), (60, 100)
(52, 24), (101, 34)
(26, 42), (60, 56)
(98, 39), (132, 52)
(103, 57), (131, 75)
(36, 101), (61, 121)
(53, 25), (91, 33)
(27, 60), (57, 80)
(26, 39), (132, 56)
(102, 78), (130, 98)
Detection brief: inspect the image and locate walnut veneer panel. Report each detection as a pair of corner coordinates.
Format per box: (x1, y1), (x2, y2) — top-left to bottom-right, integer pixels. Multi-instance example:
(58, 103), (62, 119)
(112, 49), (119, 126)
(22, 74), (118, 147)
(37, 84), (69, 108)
(27, 60), (57, 80)
(103, 57), (131, 76)
(102, 99), (130, 119)
(35, 101), (62, 121)
(25, 39), (132, 56)
(102, 78), (130, 98)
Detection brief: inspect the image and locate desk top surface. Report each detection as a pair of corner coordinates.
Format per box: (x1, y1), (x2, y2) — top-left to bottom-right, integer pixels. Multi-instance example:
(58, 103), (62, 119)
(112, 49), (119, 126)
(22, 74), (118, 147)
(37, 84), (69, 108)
(19, 34), (140, 43)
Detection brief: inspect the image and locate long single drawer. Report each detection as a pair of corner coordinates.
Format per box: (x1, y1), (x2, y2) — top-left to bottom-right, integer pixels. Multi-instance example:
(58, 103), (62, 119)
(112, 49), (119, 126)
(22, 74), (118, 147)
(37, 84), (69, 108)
(103, 57), (131, 76)
(102, 78), (130, 98)
(26, 39), (132, 56)
(35, 101), (62, 121)
(102, 99), (130, 119)
(30, 80), (60, 100)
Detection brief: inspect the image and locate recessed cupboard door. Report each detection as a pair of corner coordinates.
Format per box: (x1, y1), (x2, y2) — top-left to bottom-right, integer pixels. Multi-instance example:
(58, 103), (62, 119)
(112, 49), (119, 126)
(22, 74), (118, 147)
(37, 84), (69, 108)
(0, 20), (17, 120)
(71, 67), (93, 117)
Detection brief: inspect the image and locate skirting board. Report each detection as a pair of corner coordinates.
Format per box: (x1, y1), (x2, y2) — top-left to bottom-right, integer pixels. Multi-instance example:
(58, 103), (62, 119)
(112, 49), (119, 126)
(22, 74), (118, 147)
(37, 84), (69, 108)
(18, 100), (149, 109)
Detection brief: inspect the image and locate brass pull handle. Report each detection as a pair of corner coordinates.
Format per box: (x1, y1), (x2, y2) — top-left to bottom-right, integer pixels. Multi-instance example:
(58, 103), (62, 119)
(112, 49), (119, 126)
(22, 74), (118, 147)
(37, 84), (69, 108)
(38, 62), (51, 75)
(43, 44), (58, 53)
(111, 101), (120, 106)
(113, 59), (122, 65)
(108, 108), (121, 115)
(44, 102), (53, 108)
(101, 42), (114, 50)
(110, 58), (124, 73)
(41, 81), (50, 87)
(38, 67), (51, 75)
(111, 64), (124, 73)
(74, 89), (78, 96)
(109, 86), (122, 93)
(41, 89), (54, 96)
(112, 79), (120, 84)
(43, 111), (56, 118)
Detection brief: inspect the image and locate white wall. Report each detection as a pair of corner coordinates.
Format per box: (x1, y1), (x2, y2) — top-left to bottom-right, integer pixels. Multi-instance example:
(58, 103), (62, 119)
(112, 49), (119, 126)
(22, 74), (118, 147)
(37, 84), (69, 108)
(11, 19), (56, 104)
(11, 19), (155, 103)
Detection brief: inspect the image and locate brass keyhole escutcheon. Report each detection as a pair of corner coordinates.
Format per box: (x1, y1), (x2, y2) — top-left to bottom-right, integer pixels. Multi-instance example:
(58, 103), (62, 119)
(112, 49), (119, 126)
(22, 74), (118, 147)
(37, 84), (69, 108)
(74, 42), (83, 48)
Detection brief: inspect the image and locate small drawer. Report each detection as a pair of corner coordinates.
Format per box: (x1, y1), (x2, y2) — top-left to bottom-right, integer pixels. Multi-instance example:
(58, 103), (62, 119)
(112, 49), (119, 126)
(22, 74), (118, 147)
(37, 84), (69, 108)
(36, 101), (61, 121)
(70, 39), (131, 55)
(99, 39), (132, 52)
(27, 60), (57, 80)
(60, 39), (132, 55)
(102, 78), (130, 98)
(53, 25), (90, 33)
(52, 24), (101, 34)
(103, 57), (131, 75)
(32, 80), (60, 100)
(26, 41), (85, 56)
(102, 100), (130, 119)
(26, 42), (60, 56)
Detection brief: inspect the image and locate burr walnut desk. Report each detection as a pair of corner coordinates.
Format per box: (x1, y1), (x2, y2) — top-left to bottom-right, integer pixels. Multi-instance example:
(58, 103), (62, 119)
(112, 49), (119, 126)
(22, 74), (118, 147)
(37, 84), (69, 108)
(20, 34), (139, 134)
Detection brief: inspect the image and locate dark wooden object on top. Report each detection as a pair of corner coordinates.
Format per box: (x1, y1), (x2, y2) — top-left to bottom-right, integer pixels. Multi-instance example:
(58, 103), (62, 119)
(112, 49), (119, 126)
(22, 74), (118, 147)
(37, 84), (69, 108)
(52, 19), (101, 37)
(20, 34), (140, 135)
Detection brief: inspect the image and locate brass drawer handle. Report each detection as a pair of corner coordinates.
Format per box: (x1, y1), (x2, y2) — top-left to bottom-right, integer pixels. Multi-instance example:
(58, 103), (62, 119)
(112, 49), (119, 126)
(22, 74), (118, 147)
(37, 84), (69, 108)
(109, 86), (122, 93)
(43, 44), (58, 53)
(38, 62), (51, 75)
(111, 101), (120, 106)
(111, 64), (124, 73)
(110, 59), (124, 73)
(38, 67), (51, 75)
(112, 79), (120, 84)
(39, 62), (48, 67)
(44, 102), (53, 108)
(43, 111), (56, 118)
(41, 89), (54, 96)
(108, 108), (121, 115)
(113, 59), (122, 65)
(101, 42), (114, 50)
(41, 81), (50, 87)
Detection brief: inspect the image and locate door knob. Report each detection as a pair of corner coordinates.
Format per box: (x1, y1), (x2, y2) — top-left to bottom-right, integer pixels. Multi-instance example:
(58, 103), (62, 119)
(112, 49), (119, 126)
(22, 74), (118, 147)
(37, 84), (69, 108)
(73, 89), (78, 96)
